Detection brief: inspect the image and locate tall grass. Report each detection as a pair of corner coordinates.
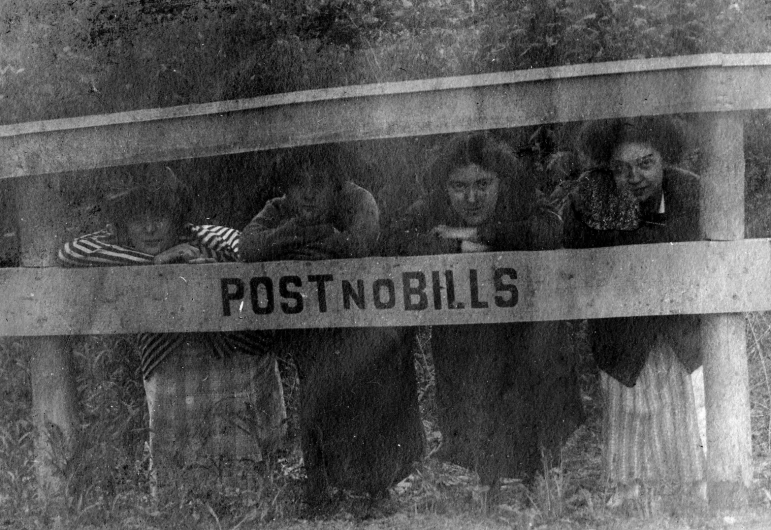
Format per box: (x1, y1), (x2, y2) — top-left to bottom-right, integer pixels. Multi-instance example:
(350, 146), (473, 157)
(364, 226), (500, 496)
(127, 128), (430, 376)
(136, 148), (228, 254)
(0, 340), (35, 515)
(4, 313), (771, 525)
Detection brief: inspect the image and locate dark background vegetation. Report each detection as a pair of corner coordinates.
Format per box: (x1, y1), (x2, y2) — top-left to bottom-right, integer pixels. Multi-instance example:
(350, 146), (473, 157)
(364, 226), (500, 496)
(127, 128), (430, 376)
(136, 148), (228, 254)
(4, 0), (771, 528)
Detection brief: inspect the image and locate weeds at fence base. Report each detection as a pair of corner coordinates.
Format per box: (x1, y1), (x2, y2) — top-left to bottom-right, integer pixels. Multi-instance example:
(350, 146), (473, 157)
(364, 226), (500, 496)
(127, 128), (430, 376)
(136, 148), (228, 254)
(6, 315), (771, 528)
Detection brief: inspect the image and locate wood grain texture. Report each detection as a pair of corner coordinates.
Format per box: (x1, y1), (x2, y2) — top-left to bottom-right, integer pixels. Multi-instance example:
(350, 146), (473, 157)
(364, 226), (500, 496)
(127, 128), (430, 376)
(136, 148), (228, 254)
(15, 174), (79, 500)
(2, 54), (771, 179)
(1, 239), (769, 336)
(698, 114), (745, 241)
(699, 112), (751, 507)
(703, 313), (752, 505)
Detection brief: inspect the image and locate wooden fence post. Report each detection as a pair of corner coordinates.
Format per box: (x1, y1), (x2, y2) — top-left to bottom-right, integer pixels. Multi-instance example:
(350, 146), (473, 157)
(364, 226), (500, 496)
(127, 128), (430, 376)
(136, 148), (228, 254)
(15, 175), (79, 503)
(698, 112), (752, 508)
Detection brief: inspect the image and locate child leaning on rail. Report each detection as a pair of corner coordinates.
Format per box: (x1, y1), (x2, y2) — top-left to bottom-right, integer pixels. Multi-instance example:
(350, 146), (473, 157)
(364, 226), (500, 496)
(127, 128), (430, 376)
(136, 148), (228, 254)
(57, 164), (287, 491)
(381, 132), (585, 496)
(240, 144), (425, 507)
(563, 116), (706, 508)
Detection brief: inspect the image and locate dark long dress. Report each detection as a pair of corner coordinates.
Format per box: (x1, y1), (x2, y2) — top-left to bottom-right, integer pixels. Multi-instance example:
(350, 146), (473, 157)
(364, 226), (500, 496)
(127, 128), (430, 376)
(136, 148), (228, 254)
(384, 188), (585, 485)
(241, 182), (425, 502)
(287, 327), (424, 499)
(432, 321), (582, 483)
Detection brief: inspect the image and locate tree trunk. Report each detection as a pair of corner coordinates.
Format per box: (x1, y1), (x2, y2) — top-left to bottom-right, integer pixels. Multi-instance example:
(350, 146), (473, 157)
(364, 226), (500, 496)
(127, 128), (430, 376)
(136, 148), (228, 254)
(15, 175), (79, 503)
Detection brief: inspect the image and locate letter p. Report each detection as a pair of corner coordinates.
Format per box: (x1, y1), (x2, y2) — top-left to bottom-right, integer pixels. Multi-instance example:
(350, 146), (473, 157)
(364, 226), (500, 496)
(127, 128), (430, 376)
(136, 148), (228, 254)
(221, 278), (245, 316)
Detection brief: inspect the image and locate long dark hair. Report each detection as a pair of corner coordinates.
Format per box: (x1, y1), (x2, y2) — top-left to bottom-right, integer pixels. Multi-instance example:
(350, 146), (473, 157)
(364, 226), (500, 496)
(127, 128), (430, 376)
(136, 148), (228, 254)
(422, 132), (535, 223)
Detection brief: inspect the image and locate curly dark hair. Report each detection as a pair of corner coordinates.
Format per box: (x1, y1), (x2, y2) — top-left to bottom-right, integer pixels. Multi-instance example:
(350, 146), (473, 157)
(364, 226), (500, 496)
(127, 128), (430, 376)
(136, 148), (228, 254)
(578, 116), (687, 166)
(423, 132), (525, 192)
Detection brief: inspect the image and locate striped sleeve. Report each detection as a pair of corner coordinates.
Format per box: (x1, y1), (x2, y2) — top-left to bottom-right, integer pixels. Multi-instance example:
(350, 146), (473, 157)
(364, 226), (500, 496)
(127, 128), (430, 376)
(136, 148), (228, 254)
(57, 230), (154, 267)
(216, 330), (274, 357)
(188, 224), (241, 262)
(138, 333), (185, 380)
(58, 231), (180, 380)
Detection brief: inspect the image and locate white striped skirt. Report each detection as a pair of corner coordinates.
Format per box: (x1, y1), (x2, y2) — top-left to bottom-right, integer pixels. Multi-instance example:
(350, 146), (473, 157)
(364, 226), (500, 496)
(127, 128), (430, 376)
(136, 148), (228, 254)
(601, 336), (705, 487)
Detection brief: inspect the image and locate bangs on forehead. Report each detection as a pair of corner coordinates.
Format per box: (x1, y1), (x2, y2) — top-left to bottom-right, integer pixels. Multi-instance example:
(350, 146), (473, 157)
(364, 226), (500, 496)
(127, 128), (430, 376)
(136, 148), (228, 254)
(611, 145), (659, 162)
(425, 133), (519, 192)
(116, 190), (180, 220)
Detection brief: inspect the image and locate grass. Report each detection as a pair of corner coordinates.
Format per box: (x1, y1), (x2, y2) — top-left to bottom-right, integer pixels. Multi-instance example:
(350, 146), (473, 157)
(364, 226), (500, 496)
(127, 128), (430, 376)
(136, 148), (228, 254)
(3, 320), (771, 529)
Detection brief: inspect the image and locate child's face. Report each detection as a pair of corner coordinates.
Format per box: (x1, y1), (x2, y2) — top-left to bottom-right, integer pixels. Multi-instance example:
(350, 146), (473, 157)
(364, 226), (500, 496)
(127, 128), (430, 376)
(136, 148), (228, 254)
(287, 170), (335, 224)
(445, 164), (500, 226)
(125, 209), (177, 255)
(610, 142), (664, 203)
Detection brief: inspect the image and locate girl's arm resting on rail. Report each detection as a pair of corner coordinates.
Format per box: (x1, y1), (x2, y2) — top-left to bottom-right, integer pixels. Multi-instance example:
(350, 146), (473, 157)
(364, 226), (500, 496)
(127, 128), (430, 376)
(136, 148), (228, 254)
(188, 224), (242, 262)
(239, 200), (336, 262)
(57, 229), (154, 267)
(58, 225), (243, 267)
(304, 188), (381, 259)
(478, 201), (563, 251)
(380, 200), (461, 256)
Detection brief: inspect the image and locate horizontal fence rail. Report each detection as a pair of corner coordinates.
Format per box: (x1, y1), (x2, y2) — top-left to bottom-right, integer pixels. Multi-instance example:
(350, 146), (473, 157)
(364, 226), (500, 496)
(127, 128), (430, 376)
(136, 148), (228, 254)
(1, 53), (769, 337)
(2, 53), (771, 179)
(2, 239), (769, 336)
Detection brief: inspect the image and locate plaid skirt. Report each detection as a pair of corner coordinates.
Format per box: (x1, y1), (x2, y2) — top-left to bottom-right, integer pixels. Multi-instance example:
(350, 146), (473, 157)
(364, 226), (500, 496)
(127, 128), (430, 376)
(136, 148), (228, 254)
(143, 339), (287, 468)
(602, 336), (705, 486)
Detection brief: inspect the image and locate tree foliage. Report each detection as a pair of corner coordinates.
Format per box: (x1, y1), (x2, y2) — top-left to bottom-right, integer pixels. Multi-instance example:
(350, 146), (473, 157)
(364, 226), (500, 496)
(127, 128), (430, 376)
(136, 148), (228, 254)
(2, 0), (770, 123)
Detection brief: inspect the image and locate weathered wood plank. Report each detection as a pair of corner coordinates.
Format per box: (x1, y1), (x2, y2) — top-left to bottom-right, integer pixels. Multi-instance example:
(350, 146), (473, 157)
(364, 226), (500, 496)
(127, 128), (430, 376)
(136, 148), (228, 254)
(2, 239), (769, 337)
(699, 113), (752, 508)
(704, 314), (752, 506)
(3, 54), (771, 179)
(15, 174), (78, 501)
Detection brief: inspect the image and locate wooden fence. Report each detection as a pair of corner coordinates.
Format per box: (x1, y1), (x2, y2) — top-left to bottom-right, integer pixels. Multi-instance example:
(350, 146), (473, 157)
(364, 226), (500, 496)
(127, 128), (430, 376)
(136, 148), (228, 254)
(2, 52), (767, 508)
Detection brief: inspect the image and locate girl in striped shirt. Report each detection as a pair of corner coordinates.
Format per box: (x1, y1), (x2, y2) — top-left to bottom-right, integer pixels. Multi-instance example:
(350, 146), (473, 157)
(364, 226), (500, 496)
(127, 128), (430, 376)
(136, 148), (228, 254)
(58, 164), (287, 491)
